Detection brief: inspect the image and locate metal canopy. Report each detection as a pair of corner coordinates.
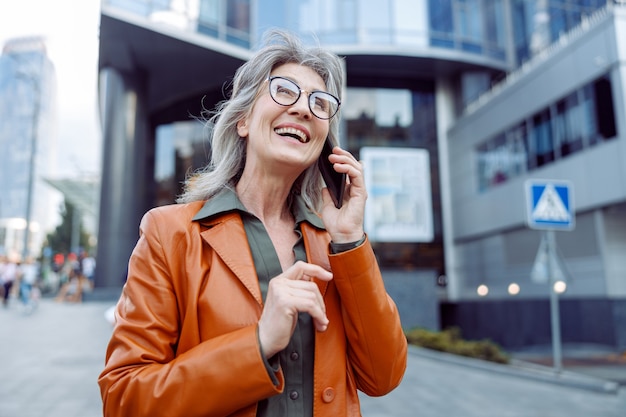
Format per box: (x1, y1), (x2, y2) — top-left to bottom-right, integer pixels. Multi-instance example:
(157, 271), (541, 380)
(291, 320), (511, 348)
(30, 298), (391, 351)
(43, 176), (100, 217)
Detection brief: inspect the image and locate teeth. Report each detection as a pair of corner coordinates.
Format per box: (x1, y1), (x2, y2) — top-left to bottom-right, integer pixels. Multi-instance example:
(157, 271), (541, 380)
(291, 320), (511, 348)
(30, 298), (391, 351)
(275, 127), (309, 143)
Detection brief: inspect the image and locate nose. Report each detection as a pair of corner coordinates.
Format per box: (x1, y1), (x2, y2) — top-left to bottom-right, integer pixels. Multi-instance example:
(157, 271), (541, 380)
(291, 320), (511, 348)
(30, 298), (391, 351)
(288, 93), (313, 119)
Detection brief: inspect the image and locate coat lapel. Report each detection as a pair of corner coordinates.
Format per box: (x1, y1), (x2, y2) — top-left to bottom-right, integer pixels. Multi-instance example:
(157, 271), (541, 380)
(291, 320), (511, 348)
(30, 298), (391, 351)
(197, 213), (331, 303)
(198, 213), (263, 306)
(301, 222), (331, 296)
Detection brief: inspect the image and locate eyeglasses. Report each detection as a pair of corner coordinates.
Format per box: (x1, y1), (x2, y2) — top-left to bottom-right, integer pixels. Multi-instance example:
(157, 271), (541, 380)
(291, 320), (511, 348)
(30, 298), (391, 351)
(267, 76), (341, 120)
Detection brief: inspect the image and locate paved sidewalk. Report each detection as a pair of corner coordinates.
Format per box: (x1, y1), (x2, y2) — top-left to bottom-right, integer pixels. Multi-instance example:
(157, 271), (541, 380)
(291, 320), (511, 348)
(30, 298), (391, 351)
(1, 298), (625, 417)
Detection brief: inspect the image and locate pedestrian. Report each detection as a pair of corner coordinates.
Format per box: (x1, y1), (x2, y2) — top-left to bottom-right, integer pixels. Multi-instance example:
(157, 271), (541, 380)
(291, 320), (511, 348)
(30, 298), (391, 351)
(80, 250), (96, 290)
(54, 253), (84, 303)
(19, 256), (39, 312)
(1, 255), (19, 307)
(98, 29), (407, 417)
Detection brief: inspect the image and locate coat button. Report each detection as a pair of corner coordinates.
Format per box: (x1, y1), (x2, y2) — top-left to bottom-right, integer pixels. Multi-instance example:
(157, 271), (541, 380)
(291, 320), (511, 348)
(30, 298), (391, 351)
(322, 387), (335, 403)
(290, 351), (299, 361)
(289, 390), (299, 400)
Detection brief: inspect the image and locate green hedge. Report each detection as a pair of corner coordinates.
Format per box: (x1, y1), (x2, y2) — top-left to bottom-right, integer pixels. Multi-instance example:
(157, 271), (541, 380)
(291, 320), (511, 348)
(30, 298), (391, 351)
(405, 327), (510, 364)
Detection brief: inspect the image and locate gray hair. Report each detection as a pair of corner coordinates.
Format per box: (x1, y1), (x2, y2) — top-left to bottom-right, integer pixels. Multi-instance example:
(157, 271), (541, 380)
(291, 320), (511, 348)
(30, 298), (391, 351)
(177, 29), (344, 210)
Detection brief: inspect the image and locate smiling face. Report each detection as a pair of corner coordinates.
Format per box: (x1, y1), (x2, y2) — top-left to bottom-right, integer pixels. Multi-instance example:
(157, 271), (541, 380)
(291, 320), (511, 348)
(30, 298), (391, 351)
(236, 63), (331, 181)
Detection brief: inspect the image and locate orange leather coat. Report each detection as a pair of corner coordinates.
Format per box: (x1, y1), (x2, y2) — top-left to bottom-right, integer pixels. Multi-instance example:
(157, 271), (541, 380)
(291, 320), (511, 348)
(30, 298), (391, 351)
(98, 201), (407, 417)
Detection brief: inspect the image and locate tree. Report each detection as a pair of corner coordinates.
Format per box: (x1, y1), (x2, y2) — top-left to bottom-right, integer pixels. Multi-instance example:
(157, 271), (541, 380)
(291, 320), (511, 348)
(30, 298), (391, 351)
(44, 201), (93, 256)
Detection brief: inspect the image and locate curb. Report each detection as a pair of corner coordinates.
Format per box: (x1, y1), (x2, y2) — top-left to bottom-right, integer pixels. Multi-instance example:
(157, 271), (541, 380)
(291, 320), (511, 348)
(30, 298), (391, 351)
(408, 345), (620, 395)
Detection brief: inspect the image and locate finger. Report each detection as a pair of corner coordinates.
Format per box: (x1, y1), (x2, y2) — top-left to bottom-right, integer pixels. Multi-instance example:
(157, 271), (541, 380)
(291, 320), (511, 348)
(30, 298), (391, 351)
(328, 155), (364, 184)
(286, 281), (326, 312)
(267, 279), (328, 334)
(345, 164), (366, 190)
(287, 286), (329, 331)
(329, 147), (359, 165)
(284, 261), (333, 282)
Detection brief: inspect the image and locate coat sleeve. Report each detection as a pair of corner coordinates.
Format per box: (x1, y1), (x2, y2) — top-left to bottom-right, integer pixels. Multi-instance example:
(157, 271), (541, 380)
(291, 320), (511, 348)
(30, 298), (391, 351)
(97, 208), (283, 417)
(328, 236), (408, 396)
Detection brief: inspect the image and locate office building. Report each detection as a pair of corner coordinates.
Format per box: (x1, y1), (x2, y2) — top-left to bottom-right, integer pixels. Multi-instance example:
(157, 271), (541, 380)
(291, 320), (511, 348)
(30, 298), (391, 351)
(0, 37), (57, 259)
(96, 0), (626, 350)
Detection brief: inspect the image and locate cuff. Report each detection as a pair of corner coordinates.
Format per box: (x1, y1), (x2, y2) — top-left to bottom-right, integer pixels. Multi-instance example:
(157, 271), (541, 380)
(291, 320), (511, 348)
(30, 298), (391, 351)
(329, 234), (366, 254)
(257, 327), (281, 386)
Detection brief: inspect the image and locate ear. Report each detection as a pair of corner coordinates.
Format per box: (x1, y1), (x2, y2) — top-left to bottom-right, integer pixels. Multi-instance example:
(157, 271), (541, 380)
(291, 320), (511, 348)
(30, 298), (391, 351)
(237, 119), (249, 138)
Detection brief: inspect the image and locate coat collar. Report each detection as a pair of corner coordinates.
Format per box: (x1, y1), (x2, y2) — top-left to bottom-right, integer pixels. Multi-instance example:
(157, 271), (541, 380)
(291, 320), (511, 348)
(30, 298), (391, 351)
(191, 187), (325, 230)
(192, 189), (330, 305)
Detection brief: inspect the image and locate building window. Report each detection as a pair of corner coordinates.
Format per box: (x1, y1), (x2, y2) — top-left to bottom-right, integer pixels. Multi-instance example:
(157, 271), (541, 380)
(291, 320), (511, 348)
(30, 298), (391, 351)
(530, 108), (554, 168)
(554, 92), (583, 157)
(198, 0), (220, 37)
(226, 0), (250, 47)
(592, 76), (617, 143)
(484, 0), (506, 59)
(198, 0), (250, 47)
(458, 0), (483, 53)
(511, 0), (609, 65)
(430, 0), (454, 48)
(476, 74), (617, 191)
(580, 83), (598, 146)
(343, 85), (443, 272)
(476, 123), (527, 192)
(153, 121), (209, 206)
(273, 0), (426, 46)
(429, 0), (506, 60)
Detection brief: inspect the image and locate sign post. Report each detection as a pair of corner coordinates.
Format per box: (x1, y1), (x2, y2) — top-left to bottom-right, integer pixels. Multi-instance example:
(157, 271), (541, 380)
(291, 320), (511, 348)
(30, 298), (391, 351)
(525, 180), (574, 374)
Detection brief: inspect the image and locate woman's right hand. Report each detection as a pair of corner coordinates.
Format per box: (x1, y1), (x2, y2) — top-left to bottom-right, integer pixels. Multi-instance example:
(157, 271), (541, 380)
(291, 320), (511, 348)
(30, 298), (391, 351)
(257, 261), (333, 358)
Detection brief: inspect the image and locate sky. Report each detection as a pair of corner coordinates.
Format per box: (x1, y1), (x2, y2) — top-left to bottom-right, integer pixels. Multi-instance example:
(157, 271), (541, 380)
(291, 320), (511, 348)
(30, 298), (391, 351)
(0, 0), (102, 178)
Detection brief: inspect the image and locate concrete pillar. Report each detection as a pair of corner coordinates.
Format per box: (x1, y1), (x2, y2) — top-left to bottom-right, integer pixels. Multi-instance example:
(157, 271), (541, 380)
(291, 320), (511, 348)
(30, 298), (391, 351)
(434, 77), (459, 300)
(94, 67), (151, 294)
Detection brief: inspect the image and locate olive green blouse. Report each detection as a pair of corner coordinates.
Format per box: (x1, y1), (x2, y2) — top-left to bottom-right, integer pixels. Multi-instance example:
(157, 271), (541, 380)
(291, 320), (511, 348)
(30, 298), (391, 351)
(194, 188), (323, 417)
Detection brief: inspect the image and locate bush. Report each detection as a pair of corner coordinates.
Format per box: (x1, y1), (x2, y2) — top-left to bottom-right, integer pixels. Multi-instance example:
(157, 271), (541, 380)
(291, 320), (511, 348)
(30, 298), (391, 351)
(405, 327), (510, 364)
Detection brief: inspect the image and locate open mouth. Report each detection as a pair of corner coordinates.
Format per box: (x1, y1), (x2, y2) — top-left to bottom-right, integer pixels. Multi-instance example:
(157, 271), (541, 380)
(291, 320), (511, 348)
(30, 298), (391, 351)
(275, 127), (309, 143)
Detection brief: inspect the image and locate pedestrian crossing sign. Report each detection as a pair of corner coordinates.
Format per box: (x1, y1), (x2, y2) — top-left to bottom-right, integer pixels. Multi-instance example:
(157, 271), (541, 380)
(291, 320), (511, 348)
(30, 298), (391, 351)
(525, 180), (575, 230)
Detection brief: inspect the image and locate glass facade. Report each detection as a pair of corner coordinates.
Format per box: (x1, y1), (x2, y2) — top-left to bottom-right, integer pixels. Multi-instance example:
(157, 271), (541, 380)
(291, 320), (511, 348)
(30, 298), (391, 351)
(343, 85), (443, 270)
(511, 0), (609, 65)
(0, 38), (57, 258)
(153, 121), (209, 206)
(198, 0), (251, 47)
(105, 0), (515, 63)
(476, 74), (617, 191)
(103, 0), (252, 47)
(102, 0), (613, 92)
(257, 0), (429, 47)
(102, 0), (612, 74)
(429, 0), (507, 60)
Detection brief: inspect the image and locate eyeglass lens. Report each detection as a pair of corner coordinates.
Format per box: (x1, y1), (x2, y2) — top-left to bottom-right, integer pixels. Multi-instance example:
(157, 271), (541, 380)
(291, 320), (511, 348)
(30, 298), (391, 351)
(269, 77), (339, 119)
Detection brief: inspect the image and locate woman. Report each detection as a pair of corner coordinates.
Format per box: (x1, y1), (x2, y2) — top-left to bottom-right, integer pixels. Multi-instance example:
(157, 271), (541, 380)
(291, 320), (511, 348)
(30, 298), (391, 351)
(98, 30), (407, 417)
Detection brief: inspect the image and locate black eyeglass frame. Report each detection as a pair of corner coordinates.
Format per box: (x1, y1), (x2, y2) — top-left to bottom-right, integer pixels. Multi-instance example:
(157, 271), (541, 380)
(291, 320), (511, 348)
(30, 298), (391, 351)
(267, 76), (341, 120)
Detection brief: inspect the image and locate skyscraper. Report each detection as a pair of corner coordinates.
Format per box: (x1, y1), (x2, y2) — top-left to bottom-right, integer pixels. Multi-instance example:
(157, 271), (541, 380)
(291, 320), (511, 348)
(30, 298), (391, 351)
(0, 36), (57, 259)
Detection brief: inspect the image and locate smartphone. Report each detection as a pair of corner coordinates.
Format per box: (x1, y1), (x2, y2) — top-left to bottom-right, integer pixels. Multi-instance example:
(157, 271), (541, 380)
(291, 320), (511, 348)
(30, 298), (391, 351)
(318, 139), (346, 209)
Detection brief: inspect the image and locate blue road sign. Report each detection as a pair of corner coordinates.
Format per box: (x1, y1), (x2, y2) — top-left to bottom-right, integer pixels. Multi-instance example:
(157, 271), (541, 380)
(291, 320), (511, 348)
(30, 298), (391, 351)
(525, 180), (575, 230)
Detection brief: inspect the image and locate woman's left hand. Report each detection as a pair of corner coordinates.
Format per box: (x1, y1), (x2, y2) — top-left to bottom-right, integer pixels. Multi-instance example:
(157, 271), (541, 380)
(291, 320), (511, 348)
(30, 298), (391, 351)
(321, 146), (366, 243)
